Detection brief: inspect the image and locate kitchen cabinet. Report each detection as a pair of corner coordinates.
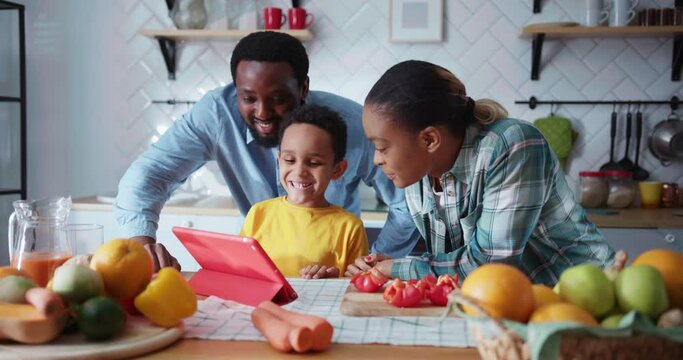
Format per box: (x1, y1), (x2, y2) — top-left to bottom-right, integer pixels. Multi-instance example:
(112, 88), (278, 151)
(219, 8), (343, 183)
(138, 29), (313, 80)
(601, 228), (683, 260)
(520, 24), (683, 81)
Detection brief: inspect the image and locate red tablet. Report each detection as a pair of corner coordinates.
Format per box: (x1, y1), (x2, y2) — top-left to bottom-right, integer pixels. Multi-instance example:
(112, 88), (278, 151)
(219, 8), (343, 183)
(172, 226), (298, 306)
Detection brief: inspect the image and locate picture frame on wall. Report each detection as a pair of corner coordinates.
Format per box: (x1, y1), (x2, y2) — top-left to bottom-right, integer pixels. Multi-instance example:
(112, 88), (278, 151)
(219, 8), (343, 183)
(389, 0), (443, 42)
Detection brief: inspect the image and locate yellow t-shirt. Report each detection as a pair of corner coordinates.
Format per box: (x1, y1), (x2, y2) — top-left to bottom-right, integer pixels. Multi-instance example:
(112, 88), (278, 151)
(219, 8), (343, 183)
(240, 196), (369, 277)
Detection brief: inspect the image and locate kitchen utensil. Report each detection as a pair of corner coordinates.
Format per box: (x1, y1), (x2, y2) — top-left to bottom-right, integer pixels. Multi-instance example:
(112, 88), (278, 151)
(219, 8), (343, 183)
(533, 109), (576, 169)
(661, 183), (681, 208)
(608, 0), (639, 26)
(8, 197), (73, 287)
(639, 181), (663, 209)
(632, 105), (650, 180)
(340, 285), (445, 317)
(617, 104), (634, 171)
(0, 317), (183, 359)
(600, 104), (621, 171)
(649, 111), (683, 166)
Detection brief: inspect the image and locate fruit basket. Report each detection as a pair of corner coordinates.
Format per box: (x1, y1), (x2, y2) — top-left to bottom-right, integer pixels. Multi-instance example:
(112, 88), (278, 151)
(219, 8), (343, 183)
(448, 291), (683, 360)
(445, 250), (683, 360)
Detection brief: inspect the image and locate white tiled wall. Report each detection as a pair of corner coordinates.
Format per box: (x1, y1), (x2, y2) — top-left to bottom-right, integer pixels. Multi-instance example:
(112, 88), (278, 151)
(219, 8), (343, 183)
(19, 0), (683, 201)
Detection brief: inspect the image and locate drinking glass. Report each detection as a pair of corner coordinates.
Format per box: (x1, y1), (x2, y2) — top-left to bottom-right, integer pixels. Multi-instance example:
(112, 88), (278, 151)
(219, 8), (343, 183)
(67, 223), (104, 255)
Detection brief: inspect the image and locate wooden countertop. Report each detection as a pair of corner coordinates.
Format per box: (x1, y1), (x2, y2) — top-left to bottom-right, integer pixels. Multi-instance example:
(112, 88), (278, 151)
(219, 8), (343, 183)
(137, 340), (479, 359)
(72, 196), (683, 228)
(135, 273), (480, 359)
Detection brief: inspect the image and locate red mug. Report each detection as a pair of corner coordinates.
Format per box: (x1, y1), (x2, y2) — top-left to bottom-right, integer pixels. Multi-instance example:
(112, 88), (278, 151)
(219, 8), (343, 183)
(264, 7), (286, 30)
(288, 8), (314, 29)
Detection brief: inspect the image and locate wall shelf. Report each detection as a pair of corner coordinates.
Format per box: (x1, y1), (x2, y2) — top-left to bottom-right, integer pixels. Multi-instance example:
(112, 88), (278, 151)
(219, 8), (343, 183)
(520, 24), (683, 81)
(139, 29), (314, 80)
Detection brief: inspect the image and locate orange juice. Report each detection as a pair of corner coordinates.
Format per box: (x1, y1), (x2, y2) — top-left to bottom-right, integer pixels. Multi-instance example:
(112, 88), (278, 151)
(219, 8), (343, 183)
(10, 252), (71, 287)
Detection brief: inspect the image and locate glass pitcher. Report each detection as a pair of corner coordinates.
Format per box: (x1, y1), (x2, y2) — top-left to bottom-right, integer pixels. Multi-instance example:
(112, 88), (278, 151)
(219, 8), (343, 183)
(8, 197), (73, 286)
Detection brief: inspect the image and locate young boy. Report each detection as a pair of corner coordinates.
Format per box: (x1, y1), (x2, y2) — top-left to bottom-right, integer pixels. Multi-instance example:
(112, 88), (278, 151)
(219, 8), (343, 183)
(240, 105), (369, 279)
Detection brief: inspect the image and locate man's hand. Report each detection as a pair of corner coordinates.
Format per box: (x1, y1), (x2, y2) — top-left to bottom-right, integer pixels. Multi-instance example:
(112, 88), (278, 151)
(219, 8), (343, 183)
(344, 254), (391, 277)
(299, 264), (340, 279)
(130, 236), (181, 272)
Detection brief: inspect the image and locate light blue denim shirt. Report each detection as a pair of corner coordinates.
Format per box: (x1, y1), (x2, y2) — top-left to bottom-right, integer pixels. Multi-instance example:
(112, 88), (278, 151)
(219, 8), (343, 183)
(114, 84), (420, 258)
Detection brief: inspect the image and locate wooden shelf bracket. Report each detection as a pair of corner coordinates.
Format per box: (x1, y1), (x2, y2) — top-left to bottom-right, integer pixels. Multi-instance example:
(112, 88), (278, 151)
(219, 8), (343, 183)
(531, 33), (545, 80)
(673, 33), (682, 81)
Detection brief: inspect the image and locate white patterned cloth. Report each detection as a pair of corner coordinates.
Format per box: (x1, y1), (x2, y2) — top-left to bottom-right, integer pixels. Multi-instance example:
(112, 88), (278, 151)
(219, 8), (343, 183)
(183, 279), (476, 347)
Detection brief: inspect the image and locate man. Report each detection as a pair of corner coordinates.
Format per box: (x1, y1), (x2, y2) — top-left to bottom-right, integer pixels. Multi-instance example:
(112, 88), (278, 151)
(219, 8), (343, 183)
(115, 32), (420, 270)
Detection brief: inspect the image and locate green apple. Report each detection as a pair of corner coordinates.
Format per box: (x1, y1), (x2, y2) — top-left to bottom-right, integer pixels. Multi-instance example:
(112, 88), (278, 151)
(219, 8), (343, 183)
(0, 275), (36, 303)
(52, 264), (104, 304)
(615, 264), (669, 320)
(600, 313), (624, 328)
(559, 263), (615, 317)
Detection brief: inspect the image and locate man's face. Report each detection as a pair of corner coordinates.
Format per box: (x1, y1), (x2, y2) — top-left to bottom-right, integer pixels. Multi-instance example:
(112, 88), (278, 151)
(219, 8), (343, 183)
(235, 61), (308, 147)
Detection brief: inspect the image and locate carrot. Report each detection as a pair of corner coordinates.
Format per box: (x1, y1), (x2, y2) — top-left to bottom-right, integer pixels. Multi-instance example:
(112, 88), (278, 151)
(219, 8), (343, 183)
(24, 287), (64, 318)
(251, 307), (313, 353)
(258, 301), (334, 351)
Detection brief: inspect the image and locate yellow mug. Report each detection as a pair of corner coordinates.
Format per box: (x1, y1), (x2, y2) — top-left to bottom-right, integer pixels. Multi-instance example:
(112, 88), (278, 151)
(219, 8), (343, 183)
(639, 181), (662, 209)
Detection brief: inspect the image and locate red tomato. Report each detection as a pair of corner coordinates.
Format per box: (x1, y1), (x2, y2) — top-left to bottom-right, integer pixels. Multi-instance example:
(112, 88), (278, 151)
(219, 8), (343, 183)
(436, 273), (460, 289)
(428, 284), (454, 306)
(383, 279), (423, 308)
(351, 268), (388, 292)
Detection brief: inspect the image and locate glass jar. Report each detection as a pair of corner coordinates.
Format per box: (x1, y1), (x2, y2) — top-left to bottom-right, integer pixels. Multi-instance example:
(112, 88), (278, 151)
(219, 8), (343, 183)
(577, 171), (608, 208)
(604, 171), (635, 209)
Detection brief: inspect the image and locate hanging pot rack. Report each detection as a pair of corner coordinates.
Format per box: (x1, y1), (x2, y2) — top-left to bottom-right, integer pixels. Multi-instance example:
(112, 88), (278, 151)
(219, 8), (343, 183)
(515, 96), (680, 110)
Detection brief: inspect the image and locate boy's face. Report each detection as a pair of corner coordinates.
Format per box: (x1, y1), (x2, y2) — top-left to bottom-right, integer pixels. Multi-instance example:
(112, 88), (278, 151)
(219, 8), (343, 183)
(278, 123), (347, 208)
(235, 61), (309, 148)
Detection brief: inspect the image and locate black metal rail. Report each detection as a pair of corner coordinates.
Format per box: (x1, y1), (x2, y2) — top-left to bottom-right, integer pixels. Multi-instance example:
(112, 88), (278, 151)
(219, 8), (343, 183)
(515, 96), (680, 110)
(151, 99), (197, 105)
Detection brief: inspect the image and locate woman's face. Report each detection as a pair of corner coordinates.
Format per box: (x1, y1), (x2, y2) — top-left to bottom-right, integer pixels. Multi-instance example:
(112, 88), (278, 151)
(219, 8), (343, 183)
(362, 105), (430, 188)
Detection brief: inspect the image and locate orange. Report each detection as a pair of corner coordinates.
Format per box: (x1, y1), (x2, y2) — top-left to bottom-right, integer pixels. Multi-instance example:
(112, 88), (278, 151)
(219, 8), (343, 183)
(0, 266), (27, 280)
(632, 249), (683, 309)
(90, 239), (153, 299)
(532, 284), (563, 310)
(460, 263), (534, 323)
(530, 303), (598, 326)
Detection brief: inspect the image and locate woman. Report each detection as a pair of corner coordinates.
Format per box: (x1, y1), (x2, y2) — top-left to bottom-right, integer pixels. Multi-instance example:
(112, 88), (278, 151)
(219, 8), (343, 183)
(355, 60), (613, 285)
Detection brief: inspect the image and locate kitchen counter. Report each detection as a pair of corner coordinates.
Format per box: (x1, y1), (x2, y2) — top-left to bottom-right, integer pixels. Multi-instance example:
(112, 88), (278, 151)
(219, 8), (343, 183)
(73, 196), (683, 228)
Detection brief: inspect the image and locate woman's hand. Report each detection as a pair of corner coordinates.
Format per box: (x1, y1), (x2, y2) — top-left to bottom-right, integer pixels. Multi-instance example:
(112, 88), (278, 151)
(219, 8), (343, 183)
(374, 259), (394, 278)
(344, 254), (392, 277)
(299, 265), (340, 279)
(130, 236), (181, 272)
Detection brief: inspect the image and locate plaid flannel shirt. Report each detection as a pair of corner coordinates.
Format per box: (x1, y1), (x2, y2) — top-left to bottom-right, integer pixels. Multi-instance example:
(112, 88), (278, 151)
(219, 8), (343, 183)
(391, 119), (614, 285)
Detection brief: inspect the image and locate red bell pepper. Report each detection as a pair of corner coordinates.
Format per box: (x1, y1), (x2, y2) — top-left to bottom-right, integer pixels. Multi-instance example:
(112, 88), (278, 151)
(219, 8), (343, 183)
(351, 268), (388, 293)
(383, 279), (423, 308)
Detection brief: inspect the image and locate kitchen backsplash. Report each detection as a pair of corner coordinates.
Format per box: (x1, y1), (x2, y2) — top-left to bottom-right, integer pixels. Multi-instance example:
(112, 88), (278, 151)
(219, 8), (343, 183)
(22, 0), (682, 200)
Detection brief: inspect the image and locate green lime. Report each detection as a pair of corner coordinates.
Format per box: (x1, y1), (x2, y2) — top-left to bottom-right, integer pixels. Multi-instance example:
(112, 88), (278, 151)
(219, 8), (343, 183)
(77, 296), (126, 341)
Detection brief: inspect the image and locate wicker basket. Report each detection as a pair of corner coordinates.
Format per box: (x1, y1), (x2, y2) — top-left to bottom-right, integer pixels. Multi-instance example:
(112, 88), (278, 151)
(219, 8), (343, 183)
(448, 290), (683, 360)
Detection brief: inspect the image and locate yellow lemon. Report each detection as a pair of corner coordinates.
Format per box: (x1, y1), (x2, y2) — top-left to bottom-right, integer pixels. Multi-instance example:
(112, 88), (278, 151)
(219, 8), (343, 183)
(532, 284), (563, 310)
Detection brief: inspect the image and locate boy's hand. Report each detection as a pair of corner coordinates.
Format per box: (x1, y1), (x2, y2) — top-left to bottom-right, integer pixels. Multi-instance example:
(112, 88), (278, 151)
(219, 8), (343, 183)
(299, 265), (340, 279)
(344, 254), (391, 277)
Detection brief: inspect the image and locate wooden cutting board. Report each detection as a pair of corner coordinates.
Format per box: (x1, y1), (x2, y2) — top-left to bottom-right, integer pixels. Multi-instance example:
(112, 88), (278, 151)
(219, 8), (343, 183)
(340, 284), (449, 317)
(0, 317), (183, 360)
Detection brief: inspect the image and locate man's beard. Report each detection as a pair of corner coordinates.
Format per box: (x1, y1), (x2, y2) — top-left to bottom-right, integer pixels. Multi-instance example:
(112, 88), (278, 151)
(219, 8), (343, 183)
(247, 124), (279, 148)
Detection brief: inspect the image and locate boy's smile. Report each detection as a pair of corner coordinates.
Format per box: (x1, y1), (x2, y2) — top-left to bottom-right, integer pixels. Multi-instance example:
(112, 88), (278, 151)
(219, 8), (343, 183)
(279, 123), (346, 208)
